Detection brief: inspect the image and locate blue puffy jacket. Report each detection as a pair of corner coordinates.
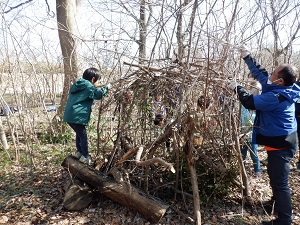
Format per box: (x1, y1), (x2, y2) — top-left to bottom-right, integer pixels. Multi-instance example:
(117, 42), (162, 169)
(235, 55), (300, 149)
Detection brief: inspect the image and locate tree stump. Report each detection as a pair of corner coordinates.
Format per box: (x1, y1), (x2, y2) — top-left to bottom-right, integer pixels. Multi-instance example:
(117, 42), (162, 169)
(61, 156), (169, 224)
(63, 177), (93, 211)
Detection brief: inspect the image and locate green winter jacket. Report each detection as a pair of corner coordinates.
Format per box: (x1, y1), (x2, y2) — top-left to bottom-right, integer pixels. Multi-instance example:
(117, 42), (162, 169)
(63, 78), (109, 125)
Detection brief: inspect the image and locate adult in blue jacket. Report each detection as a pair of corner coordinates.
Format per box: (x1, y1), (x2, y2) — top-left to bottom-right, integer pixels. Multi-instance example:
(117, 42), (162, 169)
(63, 67), (110, 165)
(230, 47), (300, 225)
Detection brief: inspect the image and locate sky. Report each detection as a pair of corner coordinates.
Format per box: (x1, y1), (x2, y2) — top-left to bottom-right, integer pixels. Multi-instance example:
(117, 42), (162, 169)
(1, 0), (300, 68)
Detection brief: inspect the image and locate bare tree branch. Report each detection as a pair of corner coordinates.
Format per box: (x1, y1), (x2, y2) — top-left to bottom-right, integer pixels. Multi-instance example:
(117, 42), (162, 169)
(4, 0), (34, 14)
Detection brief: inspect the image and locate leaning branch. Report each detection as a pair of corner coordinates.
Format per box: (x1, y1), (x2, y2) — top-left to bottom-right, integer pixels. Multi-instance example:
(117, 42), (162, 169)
(4, 0), (34, 14)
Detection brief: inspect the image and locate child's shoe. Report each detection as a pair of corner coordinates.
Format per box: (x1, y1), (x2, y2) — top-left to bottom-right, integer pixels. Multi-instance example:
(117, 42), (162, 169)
(79, 155), (92, 165)
(254, 171), (261, 177)
(72, 151), (81, 159)
(296, 161), (300, 172)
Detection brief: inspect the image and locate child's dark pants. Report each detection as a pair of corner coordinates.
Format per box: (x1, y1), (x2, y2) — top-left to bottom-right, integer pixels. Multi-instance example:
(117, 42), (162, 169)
(68, 123), (88, 157)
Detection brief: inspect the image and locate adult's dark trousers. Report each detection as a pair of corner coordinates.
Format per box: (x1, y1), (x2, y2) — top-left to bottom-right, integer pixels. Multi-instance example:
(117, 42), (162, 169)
(67, 122), (88, 157)
(267, 147), (297, 225)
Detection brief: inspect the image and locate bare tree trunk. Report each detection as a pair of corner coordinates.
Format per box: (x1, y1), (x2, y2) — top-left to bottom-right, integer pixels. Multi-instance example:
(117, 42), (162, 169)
(176, 0), (193, 64)
(56, 0), (79, 125)
(185, 141), (201, 225)
(184, 115), (201, 224)
(139, 0), (146, 63)
(0, 117), (8, 150)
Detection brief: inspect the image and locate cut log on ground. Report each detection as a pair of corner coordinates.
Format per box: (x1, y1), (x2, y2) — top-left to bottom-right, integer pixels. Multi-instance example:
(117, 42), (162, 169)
(63, 177), (93, 211)
(61, 156), (169, 224)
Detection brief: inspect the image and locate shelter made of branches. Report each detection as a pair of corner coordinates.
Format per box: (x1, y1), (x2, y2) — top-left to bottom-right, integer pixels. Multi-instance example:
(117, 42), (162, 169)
(93, 58), (247, 205)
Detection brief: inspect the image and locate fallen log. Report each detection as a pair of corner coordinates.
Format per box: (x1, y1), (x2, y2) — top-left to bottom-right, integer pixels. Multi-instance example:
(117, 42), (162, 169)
(61, 156), (169, 224)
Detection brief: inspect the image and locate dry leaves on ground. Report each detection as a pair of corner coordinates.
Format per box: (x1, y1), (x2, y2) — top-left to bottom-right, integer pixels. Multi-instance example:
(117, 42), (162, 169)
(1, 145), (300, 225)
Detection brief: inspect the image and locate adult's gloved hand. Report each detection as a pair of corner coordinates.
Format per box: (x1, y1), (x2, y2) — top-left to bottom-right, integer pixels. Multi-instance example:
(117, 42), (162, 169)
(228, 80), (239, 90)
(240, 44), (250, 58)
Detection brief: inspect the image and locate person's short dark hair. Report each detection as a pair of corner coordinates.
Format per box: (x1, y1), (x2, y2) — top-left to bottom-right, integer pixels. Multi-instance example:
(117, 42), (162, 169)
(154, 114), (164, 125)
(82, 67), (101, 82)
(197, 95), (210, 109)
(278, 64), (298, 86)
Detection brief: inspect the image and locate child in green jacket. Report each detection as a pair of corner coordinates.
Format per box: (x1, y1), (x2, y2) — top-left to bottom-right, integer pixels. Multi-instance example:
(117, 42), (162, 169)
(63, 68), (111, 165)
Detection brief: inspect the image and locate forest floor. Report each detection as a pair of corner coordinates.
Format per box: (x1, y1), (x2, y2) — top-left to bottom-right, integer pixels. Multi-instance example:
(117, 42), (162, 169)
(1, 142), (300, 225)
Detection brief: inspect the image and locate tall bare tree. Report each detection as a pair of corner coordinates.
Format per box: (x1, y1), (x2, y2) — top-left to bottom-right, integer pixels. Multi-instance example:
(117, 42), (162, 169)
(56, 0), (79, 125)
